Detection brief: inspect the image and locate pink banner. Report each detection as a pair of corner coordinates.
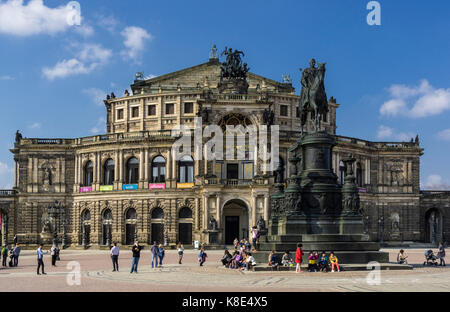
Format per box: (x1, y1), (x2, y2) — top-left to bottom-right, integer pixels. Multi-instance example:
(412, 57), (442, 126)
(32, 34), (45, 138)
(80, 186), (93, 193)
(149, 183), (166, 190)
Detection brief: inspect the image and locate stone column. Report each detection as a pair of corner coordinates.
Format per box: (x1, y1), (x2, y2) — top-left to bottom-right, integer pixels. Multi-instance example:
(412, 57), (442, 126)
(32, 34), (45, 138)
(13, 160), (17, 188)
(93, 153), (98, 188)
(144, 148), (149, 184)
(114, 151), (119, 189)
(119, 150), (123, 188)
(264, 194), (270, 222)
(172, 151), (177, 185)
(251, 194), (257, 228)
(139, 149), (144, 188)
(166, 150), (172, 187)
(216, 194), (221, 228)
(203, 193), (209, 230)
(195, 197), (200, 230)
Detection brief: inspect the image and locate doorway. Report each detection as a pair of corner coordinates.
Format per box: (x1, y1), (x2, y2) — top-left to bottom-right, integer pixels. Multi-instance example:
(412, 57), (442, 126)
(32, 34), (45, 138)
(225, 216), (239, 244)
(179, 223), (192, 245)
(125, 224), (136, 245)
(151, 223), (164, 245)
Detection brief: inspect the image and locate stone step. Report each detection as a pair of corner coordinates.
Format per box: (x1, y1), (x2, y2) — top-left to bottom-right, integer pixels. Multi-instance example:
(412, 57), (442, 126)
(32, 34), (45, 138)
(253, 250), (389, 264)
(263, 234), (370, 243)
(252, 263), (413, 272)
(259, 241), (381, 252)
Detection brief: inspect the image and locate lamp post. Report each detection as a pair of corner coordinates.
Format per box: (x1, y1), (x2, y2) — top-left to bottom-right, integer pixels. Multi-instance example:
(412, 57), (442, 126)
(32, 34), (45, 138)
(61, 209), (67, 249)
(2, 214), (7, 246)
(48, 200), (64, 247)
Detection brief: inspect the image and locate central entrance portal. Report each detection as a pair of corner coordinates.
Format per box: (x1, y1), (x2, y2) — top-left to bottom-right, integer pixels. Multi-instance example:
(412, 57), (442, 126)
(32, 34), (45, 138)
(222, 199), (249, 245)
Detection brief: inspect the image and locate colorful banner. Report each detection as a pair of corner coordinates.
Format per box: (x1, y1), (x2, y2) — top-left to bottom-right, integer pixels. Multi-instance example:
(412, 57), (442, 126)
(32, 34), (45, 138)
(149, 183), (166, 190)
(177, 182), (194, 189)
(122, 184), (138, 190)
(80, 186), (92, 193)
(100, 185), (113, 192)
(359, 188), (367, 193)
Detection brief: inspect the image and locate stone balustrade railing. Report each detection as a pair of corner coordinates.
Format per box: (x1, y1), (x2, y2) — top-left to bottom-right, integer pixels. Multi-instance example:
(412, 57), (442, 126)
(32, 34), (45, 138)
(0, 190), (16, 196)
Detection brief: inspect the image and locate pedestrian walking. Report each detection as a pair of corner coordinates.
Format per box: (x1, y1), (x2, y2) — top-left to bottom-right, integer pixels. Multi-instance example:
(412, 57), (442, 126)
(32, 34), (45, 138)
(158, 244), (165, 266)
(110, 242), (120, 272)
(13, 235), (17, 246)
(438, 242), (446, 266)
(12, 243), (21, 267)
(198, 247), (207, 266)
(295, 243), (304, 273)
(1, 245), (8, 267)
(177, 242), (184, 264)
(50, 244), (59, 266)
(36, 244), (48, 275)
(151, 241), (159, 268)
(130, 241), (142, 273)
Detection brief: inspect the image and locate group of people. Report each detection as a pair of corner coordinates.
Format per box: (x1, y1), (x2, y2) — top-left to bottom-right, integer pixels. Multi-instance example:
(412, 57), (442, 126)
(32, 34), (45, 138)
(127, 241), (167, 273)
(1, 243), (21, 267)
(267, 244), (341, 273)
(221, 249), (256, 270)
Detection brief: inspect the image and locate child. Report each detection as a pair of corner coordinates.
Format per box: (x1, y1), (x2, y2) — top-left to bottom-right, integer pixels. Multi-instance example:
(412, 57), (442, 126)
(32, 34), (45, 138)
(269, 250), (279, 270)
(308, 252), (317, 272)
(319, 252), (329, 272)
(199, 248), (207, 266)
(295, 243), (304, 273)
(313, 251), (320, 272)
(397, 249), (408, 264)
(329, 252), (340, 272)
(281, 251), (294, 267)
(233, 238), (240, 250)
(232, 252), (242, 269)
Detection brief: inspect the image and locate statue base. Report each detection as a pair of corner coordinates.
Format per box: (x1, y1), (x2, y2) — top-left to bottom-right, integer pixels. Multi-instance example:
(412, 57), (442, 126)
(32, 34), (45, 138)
(218, 78), (249, 94)
(39, 232), (53, 245)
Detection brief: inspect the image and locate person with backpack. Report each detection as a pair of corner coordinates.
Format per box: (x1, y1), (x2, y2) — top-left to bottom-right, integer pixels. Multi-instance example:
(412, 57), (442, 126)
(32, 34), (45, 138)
(158, 244), (165, 266)
(50, 244), (59, 266)
(198, 247), (207, 266)
(12, 243), (21, 267)
(1, 245), (8, 267)
(150, 241), (159, 268)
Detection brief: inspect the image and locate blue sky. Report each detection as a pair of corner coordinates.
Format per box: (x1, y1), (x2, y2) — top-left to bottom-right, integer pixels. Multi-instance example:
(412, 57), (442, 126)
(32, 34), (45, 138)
(0, 0), (449, 189)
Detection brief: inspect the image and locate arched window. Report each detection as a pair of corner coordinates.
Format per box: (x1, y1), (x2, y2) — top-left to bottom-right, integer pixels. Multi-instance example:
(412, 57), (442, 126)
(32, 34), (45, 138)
(152, 156), (166, 183)
(82, 209), (91, 221)
(339, 161), (345, 185)
(126, 157), (139, 184)
(103, 209), (113, 220)
(179, 207), (192, 219)
(179, 155), (194, 183)
(84, 161), (93, 186)
(151, 207), (164, 219)
(126, 208), (137, 219)
(103, 159), (115, 185)
(356, 162), (363, 187)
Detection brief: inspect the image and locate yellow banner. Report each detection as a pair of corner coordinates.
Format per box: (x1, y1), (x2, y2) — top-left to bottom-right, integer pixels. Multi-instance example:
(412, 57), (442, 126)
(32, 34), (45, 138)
(177, 183), (194, 189)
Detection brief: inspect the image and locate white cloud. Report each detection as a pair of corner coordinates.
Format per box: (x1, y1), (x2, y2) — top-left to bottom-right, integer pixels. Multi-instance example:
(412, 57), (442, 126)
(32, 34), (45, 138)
(376, 125), (414, 142)
(97, 14), (118, 33)
(90, 116), (106, 134)
(83, 88), (106, 106)
(437, 129), (450, 141)
(0, 75), (14, 80)
(380, 80), (450, 118)
(42, 43), (112, 80)
(0, 161), (13, 189)
(28, 122), (41, 129)
(0, 0), (81, 36)
(74, 24), (94, 37)
(423, 174), (450, 190)
(120, 26), (152, 63)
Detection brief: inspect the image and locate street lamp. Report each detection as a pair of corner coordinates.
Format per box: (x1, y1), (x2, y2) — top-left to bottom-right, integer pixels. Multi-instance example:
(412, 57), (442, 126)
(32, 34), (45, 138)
(48, 200), (64, 247)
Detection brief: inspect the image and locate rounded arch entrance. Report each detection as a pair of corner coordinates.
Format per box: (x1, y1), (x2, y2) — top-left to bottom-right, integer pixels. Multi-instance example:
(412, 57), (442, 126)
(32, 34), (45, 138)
(425, 208), (443, 245)
(221, 198), (250, 245)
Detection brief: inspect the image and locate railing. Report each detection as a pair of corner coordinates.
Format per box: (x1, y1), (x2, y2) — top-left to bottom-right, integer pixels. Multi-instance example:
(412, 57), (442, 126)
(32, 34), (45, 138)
(421, 190), (450, 197)
(335, 135), (420, 148)
(0, 190), (16, 196)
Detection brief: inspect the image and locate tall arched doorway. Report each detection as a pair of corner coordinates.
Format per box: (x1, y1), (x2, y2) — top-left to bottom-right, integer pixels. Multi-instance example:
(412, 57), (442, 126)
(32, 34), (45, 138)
(81, 209), (91, 245)
(125, 208), (137, 245)
(178, 207), (193, 245)
(425, 208), (443, 245)
(150, 207), (164, 244)
(222, 199), (249, 245)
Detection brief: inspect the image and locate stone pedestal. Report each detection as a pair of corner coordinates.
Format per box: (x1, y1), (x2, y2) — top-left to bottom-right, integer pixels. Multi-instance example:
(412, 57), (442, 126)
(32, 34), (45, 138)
(257, 131), (391, 265)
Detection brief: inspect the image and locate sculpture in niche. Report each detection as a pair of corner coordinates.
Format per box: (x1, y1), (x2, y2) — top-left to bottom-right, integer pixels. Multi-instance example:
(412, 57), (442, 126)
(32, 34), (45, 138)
(391, 212), (400, 232)
(209, 215), (218, 230)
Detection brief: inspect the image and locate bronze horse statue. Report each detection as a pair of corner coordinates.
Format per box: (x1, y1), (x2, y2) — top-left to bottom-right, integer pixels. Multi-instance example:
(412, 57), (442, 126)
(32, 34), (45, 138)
(299, 59), (329, 132)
